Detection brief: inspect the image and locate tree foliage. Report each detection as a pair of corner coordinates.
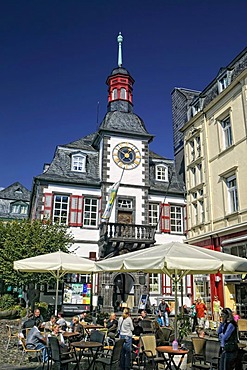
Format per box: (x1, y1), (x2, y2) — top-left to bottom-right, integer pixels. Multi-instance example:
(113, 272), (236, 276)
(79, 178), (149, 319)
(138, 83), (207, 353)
(0, 219), (74, 287)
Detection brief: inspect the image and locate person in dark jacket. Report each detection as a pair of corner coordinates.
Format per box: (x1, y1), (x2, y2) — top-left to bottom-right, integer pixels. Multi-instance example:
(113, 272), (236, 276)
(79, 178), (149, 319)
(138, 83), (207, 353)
(104, 312), (118, 339)
(218, 308), (238, 370)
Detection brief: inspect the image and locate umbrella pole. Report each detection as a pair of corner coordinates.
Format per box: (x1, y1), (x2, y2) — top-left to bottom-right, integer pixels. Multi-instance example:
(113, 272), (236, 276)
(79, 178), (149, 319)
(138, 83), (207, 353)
(55, 272), (59, 316)
(174, 270), (178, 341)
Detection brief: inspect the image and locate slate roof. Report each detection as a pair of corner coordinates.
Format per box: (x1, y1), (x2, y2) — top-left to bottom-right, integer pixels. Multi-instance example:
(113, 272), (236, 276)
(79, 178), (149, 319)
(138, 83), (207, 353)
(0, 182), (30, 201)
(35, 134), (100, 185)
(98, 110), (152, 137)
(63, 133), (97, 150)
(183, 47), (247, 119)
(149, 151), (185, 195)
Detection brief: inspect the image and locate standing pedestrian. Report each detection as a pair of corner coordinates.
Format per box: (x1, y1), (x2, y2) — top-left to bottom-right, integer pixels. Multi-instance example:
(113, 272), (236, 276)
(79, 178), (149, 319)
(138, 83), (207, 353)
(191, 300), (198, 333)
(218, 308), (238, 370)
(213, 295), (222, 327)
(195, 298), (207, 329)
(118, 307), (134, 370)
(158, 298), (170, 327)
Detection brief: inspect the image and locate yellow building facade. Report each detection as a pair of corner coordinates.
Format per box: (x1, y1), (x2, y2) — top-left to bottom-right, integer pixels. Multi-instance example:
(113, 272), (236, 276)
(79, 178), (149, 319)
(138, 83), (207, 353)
(176, 48), (247, 317)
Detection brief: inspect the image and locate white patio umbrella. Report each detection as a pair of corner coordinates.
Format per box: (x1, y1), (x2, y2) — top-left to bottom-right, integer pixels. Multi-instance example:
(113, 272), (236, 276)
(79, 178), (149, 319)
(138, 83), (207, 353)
(14, 250), (99, 315)
(96, 241), (247, 338)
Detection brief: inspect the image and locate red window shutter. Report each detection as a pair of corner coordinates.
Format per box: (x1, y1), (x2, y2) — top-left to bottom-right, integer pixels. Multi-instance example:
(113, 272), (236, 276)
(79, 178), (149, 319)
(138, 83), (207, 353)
(186, 275), (192, 296)
(43, 193), (53, 222)
(99, 196), (102, 219)
(160, 203), (170, 233)
(163, 274), (172, 295)
(69, 195), (83, 226)
(183, 204), (188, 235)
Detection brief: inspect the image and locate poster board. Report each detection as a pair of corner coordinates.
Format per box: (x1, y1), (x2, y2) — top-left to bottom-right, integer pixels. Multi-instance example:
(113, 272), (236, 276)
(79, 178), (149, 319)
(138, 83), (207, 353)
(63, 282), (91, 305)
(138, 294), (148, 310)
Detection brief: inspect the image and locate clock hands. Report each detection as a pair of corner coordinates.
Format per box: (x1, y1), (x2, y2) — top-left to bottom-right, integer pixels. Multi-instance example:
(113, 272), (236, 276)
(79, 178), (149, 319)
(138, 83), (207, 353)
(119, 148), (134, 160)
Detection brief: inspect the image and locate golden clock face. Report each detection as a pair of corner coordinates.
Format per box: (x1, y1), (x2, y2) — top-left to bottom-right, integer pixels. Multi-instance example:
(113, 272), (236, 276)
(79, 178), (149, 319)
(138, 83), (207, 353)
(112, 142), (141, 170)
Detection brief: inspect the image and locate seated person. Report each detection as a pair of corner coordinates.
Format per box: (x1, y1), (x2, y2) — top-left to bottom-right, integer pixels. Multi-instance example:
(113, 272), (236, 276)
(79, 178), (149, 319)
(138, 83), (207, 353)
(56, 312), (67, 331)
(22, 308), (45, 337)
(132, 318), (144, 355)
(45, 315), (57, 332)
(70, 316), (84, 342)
(48, 324), (70, 355)
(132, 318), (143, 342)
(48, 324), (65, 345)
(31, 308), (45, 325)
(104, 312), (118, 339)
(138, 310), (148, 320)
(79, 311), (90, 323)
(26, 320), (48, 363)
(196, 327), (205, 338)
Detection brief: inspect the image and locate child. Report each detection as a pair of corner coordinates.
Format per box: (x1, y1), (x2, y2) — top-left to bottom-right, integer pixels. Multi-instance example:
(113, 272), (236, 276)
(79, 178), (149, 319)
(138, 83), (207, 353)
(232, 310), (240, 322)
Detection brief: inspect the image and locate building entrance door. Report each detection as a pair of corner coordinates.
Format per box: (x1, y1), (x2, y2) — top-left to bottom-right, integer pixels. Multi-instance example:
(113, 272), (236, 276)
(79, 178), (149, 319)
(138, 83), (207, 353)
(113, 273), (134, 310)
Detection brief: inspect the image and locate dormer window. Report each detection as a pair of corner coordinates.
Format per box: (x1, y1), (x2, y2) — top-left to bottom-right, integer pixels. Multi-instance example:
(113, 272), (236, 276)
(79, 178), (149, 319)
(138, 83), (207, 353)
(191, 98), (204, 117)
(71, 153), (86, 172)
(217, 70), (233, 93)
(156, 164), (168, 182)
(192, 101), (201, 116)
(10, 201), (28, 214)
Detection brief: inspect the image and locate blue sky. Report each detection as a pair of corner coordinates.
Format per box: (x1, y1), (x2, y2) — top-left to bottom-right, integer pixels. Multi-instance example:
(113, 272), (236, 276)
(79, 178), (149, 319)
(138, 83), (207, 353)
(1, 0), (247, 190)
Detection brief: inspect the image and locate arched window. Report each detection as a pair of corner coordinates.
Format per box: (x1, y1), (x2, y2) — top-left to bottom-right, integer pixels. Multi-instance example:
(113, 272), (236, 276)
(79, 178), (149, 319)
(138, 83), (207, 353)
(120, 88), (126, 99)
(112, 89), (118, 100)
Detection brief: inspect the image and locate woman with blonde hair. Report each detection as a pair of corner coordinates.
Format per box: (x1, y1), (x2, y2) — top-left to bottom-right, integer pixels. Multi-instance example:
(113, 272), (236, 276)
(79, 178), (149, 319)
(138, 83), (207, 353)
(104, 312), (118, 339)
(118, 307), (134, 370)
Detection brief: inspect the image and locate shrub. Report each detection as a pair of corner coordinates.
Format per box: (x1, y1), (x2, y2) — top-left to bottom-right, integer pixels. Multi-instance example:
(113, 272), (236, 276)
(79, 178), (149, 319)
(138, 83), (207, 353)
(0, 294), (16, 310)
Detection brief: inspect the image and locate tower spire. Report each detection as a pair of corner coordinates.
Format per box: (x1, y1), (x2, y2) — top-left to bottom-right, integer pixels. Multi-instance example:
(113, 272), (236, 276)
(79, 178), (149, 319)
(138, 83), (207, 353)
(117, 32), (123, 67)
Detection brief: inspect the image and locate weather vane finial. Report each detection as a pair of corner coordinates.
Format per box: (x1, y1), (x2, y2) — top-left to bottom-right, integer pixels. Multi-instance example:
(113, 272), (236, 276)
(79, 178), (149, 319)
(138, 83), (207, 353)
(117, 32), (123, 67)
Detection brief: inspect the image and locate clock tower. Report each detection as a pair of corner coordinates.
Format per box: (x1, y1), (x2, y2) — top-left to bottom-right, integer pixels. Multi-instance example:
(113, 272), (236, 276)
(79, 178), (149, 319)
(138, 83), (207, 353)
(92, 32), (154, 257)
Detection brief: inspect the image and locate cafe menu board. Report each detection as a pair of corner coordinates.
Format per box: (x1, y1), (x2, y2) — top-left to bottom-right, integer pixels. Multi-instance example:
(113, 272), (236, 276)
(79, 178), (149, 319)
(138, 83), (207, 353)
(63, 282), (91, 305)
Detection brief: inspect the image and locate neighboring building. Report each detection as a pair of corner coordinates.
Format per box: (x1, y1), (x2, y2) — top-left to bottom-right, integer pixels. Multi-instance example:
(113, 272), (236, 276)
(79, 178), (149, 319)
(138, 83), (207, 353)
(172, 47), (247, 317)
(0, 182), (30, 220)
(29, 33), (187, 313)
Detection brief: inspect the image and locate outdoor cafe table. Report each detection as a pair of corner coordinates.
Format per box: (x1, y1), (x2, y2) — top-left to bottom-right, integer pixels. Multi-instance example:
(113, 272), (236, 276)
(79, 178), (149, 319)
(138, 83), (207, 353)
(82, 324), (104, 336)
(156, 345), (189, 370)
(63, 331), (80, 344)
(63, 331), (79, 339)
(70, 341), (103, 370)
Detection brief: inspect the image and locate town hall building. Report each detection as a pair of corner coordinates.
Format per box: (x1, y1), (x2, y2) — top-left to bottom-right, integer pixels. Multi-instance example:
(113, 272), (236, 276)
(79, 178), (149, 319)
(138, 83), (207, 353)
(29, 33), (187, 313)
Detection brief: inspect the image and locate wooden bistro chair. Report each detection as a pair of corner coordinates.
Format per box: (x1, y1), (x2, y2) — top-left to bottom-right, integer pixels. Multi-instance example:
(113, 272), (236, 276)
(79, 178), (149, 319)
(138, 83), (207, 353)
(6, 324), (20, 350)
(19, 337), (44, 368)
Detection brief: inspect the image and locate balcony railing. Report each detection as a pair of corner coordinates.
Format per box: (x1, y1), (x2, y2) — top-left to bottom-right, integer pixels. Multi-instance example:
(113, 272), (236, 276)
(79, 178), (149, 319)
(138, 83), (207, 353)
(98, 222), (156, 258)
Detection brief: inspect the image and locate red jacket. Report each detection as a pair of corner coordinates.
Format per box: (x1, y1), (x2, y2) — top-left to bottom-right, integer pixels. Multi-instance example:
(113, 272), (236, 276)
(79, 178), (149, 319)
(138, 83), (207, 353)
(196, 302), (207, 318)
